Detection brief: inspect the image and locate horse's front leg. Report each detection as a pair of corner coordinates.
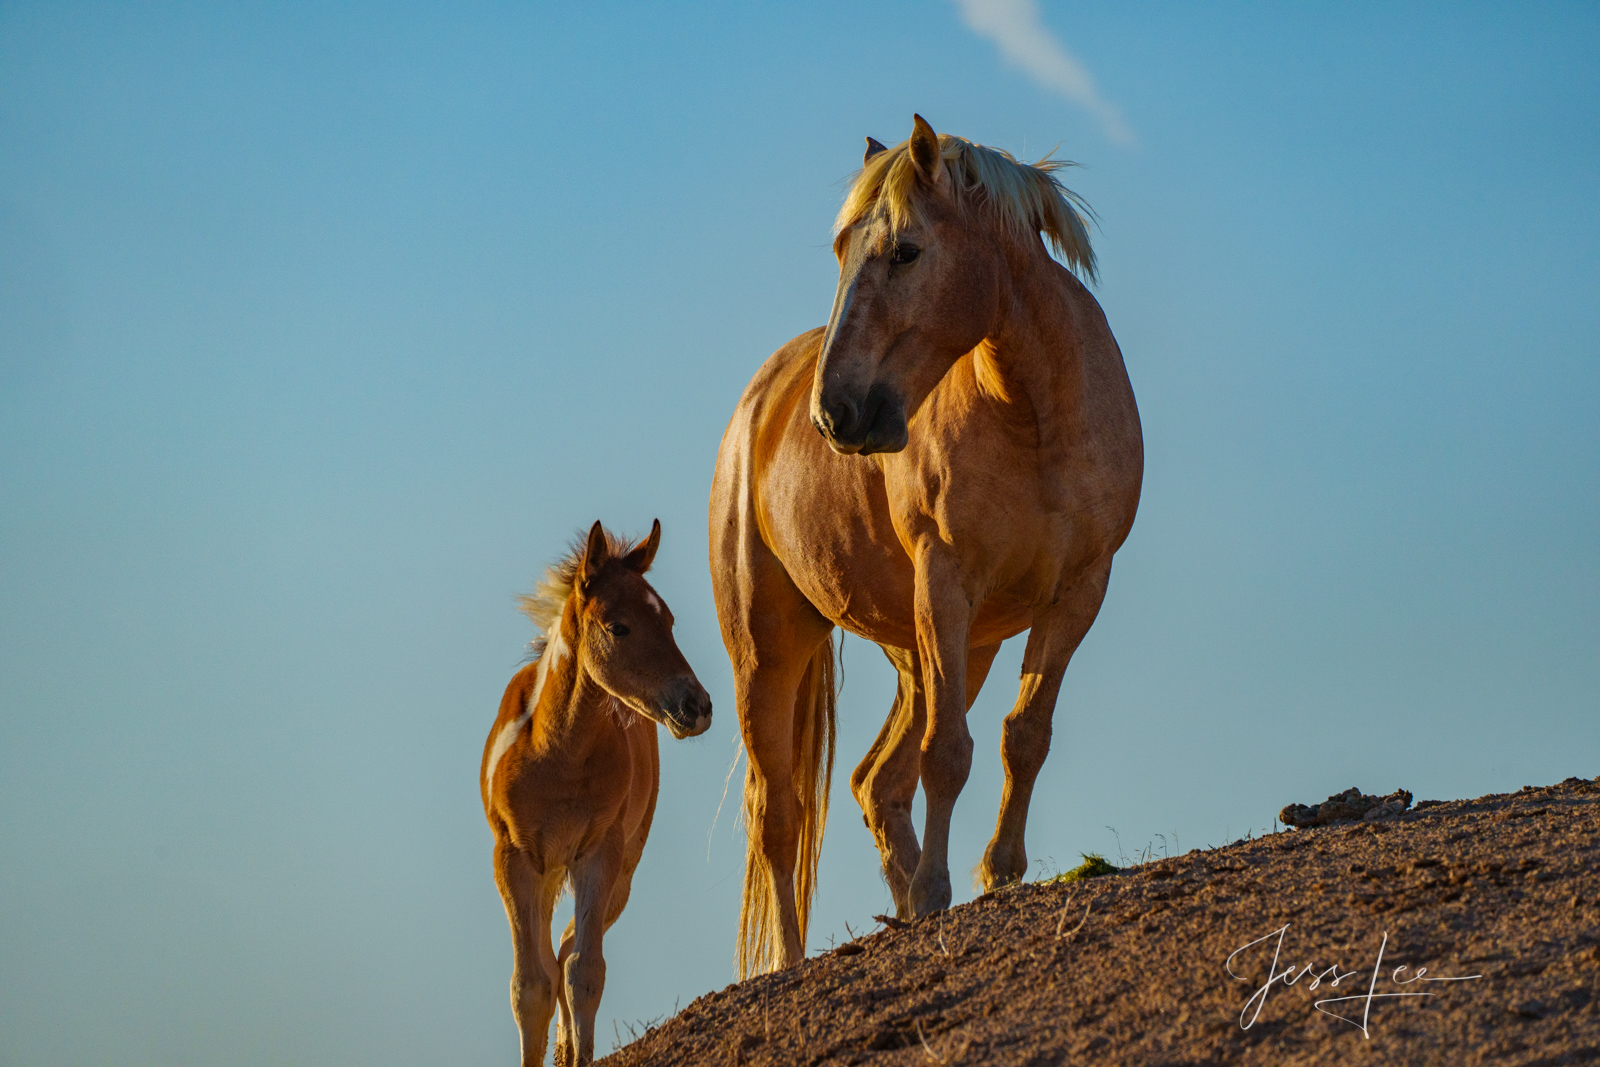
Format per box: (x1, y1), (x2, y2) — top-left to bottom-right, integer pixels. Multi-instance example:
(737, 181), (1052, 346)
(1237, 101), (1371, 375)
(907, 545), (975, 918)
(979, 558), (1113, 890)
(560, 847), (621, 1066)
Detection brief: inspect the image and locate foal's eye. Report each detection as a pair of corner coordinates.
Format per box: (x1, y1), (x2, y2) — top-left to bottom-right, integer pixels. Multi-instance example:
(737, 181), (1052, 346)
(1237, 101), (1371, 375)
(606, 622), (630, 638)
(889, 244), (920, 265)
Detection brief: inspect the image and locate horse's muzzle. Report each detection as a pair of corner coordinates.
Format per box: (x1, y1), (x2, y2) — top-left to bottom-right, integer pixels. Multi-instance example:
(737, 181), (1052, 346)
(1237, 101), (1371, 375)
(813, 384), (908, 456)
(660, 676), (712, 740)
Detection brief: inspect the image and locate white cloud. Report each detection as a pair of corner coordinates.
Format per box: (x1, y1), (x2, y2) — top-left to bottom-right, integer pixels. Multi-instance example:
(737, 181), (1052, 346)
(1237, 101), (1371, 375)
(952, 0), (1135, 146)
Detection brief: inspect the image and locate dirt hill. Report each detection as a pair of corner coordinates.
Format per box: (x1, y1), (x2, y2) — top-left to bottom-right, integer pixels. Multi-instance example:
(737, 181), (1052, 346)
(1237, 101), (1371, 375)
(603, 775), (1600, 1066)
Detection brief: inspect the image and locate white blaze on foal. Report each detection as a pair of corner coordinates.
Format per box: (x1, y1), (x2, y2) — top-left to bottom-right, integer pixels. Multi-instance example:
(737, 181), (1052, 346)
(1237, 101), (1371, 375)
(483, 627), (567, 797)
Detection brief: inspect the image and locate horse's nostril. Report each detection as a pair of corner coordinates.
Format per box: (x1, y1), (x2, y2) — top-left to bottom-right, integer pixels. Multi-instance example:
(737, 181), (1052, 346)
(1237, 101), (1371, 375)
(826, 398), (856, 436)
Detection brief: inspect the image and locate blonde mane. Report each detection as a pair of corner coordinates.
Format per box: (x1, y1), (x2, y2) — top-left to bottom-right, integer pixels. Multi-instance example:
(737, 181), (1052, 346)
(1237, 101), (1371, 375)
(517, 528), (635, 659)
(835, 133), (1097, 282)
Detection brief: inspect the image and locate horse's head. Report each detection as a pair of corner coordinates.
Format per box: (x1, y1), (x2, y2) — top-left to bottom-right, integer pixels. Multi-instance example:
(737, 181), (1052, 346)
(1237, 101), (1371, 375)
(811, 114), (1096, 455)
(812, 115), (998, 455)
(572, 519), (711, 739)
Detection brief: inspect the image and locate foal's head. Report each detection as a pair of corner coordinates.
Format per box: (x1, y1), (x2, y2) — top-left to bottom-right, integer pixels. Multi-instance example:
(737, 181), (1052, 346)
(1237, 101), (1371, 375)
(567, 520), (711, 740)
(811, 114), (1096, 455)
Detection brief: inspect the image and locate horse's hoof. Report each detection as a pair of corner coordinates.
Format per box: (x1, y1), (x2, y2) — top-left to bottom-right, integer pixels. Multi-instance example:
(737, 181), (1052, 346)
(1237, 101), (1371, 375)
(908, 872), (952, 917)
(980, 842), (1028, 891)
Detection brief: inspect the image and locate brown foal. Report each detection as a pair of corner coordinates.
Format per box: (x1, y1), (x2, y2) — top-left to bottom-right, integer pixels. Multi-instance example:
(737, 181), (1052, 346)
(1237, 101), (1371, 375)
(482, 521), (711, 1065)
(711, 115), (1143, 975)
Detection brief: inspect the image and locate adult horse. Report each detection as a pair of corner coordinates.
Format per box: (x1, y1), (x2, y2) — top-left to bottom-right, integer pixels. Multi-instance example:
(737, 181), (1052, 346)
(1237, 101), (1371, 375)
(710, 115), (1142, 975)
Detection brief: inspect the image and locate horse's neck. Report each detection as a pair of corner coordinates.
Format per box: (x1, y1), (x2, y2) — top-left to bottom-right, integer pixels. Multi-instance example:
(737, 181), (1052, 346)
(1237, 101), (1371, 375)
(979, 255), (1084, 459)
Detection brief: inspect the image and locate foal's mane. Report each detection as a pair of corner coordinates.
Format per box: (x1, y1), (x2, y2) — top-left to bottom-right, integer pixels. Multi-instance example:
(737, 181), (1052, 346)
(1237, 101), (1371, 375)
(517, 527), (637, 659)
(836, 132), (1097, 283)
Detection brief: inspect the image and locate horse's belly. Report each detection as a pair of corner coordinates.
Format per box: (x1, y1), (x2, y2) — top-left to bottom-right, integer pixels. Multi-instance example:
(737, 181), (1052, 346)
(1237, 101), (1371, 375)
(969, 598), (1035, 648)
(777, 517), (1036, 651)
(771, 511), (921, 648)
(759, 439), (917, 646)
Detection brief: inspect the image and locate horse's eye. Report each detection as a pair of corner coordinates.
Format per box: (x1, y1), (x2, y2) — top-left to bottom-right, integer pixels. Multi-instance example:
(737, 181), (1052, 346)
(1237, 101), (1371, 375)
(890, 244), (920, 265)
(606, 622), (630, 638)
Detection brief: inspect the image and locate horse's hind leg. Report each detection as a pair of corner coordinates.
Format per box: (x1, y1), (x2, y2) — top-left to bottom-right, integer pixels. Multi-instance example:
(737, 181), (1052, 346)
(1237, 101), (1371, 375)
(493, 837), (561, 1067)
(978, 559), (1113, 891)
(850, 647), (923, 917)
(713, 515), (834, 973)
(852, 643), (1000, 917)
(734, 628), (832, 971)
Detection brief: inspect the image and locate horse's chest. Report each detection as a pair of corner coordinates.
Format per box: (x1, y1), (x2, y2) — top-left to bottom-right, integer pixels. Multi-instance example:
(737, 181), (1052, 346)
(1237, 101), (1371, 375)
(772, 461), (1072, 648)
(890, 430), (1075, 571)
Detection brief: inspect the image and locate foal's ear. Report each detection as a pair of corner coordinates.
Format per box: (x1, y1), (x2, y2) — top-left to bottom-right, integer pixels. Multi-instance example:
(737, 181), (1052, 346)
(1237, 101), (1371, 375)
(908, 114), (944, 189)
(864, 136), (887, 164)
(621, 518), (661, 574)
(579, 520), (610, 589)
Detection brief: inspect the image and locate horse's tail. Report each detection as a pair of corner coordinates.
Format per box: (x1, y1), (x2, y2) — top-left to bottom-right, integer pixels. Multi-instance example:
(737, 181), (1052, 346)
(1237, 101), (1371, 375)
(737, 633), (837, 977)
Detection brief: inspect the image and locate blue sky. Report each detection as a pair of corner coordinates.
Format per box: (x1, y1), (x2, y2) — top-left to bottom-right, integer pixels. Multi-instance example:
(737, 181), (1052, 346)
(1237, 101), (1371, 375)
(2, 3), (1596, 1064)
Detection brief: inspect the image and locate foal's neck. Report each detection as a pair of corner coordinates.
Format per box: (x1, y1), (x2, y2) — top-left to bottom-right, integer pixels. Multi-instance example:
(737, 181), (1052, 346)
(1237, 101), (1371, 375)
(530, 628), (628, 754)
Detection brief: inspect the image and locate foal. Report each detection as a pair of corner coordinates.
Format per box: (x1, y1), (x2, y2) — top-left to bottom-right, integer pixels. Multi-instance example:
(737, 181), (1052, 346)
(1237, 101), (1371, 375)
(482, 520), (711, 1066)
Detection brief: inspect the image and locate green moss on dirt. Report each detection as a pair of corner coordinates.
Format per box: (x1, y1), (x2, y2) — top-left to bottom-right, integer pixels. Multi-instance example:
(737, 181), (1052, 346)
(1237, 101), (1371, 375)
(1045, 853), (1120, 884)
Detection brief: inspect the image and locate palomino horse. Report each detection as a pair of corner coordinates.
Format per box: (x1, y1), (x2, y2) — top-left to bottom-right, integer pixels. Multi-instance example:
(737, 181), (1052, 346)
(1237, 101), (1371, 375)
(482, 521), (711, 1065)
(711, 115), (1142, 975)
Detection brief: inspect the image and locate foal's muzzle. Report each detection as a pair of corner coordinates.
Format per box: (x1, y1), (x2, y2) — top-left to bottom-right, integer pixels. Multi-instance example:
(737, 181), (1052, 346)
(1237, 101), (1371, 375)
(660, 676), (712, 740)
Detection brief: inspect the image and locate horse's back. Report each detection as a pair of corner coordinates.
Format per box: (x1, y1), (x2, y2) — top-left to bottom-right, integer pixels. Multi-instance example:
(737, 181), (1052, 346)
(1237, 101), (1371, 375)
(711, 328), (922, 648)
(714, 327), (823, 490)
(1055, 264), (1144, 506)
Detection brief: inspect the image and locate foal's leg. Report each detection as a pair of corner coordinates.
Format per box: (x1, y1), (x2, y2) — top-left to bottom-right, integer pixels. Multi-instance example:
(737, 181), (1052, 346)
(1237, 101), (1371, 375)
(554, 767), (655, 1063)
(493, 838), (560, 1067)
(907, 546), (976, 918)
(978, 559), (1113, 891)
(561, 847), (622, 1066)
(852, 643), (1000, 917)
(553, 916), (577, 1067)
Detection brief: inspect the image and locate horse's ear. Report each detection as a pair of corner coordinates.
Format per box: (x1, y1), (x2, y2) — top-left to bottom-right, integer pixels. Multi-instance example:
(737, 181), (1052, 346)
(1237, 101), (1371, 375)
(864, 136), (887, 164)
(578, 520), (609, 590)
(621, 518), (661, 574)
(908, 114), (944, 188)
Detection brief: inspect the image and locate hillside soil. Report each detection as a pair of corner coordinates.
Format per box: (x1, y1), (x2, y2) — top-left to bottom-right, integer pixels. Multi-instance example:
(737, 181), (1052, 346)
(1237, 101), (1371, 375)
(602, 775), (1600, 1066)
